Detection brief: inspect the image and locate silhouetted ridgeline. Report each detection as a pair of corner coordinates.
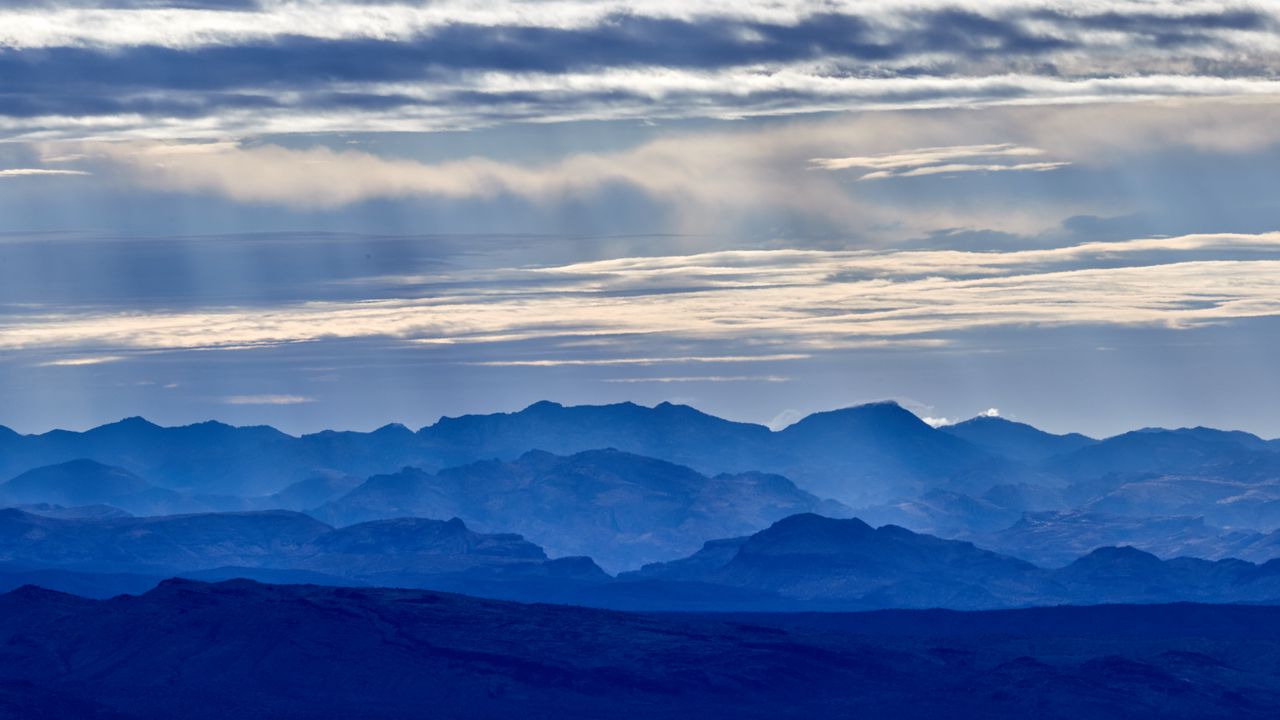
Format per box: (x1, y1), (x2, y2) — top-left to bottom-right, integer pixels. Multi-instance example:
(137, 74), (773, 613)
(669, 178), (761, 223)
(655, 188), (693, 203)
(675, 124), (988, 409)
(4, 400), (1280, 576)
(3, 579), (1280, 720)
(9, 511), (1280, 611)
(0, 401), (1049, 504)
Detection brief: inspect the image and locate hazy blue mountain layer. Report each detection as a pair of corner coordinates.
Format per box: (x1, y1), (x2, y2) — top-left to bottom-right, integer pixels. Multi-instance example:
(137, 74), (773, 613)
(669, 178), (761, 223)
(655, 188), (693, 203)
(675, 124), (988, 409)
(0, 401), (1048, 504)
(4, 401), (1280, 567)
(11, 509), (1280, 611)
(621, 514), (1280, 610)
(0, 508), (605, 589)
(314, 448), (848, 570)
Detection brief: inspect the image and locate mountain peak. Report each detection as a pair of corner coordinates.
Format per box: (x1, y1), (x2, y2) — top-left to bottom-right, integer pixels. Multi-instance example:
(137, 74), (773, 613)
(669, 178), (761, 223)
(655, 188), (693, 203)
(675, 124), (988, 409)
(373, 422), (413, 436)
(1068, 545), (1165, 570)
(752, 513), (875, 543)
(108, 416), (160, 430)
(954, 414), (1018, 427)
(522, 400), (564, 412)
(778, 402), (937, 443)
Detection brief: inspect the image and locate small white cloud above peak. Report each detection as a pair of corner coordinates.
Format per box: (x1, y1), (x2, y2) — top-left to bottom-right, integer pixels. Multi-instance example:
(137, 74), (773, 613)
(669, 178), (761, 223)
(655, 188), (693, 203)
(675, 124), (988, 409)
(982, 408), (1001, 418)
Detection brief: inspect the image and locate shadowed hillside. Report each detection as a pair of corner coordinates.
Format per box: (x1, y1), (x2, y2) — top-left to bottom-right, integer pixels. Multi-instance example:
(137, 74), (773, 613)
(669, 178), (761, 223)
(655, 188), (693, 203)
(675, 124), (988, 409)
(2, 579), (1280, 720)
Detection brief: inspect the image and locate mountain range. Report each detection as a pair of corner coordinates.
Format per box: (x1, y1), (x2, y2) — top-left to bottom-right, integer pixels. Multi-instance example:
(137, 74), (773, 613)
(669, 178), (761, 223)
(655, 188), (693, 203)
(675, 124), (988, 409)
(0, 401), (1049, 504)
(4, 400), (1280, 577)
(3, 578), (1280, 719)
(622, 513), (1280, 610)
(0, 508), (606, 590)
(312, 448), (847, 570)
(12, 508), (1280, 612)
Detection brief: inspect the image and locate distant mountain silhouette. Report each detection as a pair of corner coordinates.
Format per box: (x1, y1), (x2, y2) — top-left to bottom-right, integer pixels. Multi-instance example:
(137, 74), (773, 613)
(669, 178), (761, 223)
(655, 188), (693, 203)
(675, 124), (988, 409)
(765, 402), (1044, 502)
(254, 471), (363, 510)
(1046, 427), (1278, 482)
(417, 400), (1037, 504)
(0, 460), (208, 516)
(2, 402), (1279, 551)
(858, 488), (1030, 536)
(0, 419), (313, 495)
(4, 579), (1280, 719)
(626, 514), (1280, 610)
(12, 502), (132, 520)
(315, 448), (849, 571)
(979, 511), (1280, 567)
(9, 505), (1280, 610)
(629, 514), (1043, 609)
(0, 400), (1049, 506)
(421, 399), (773, 469)
(0, 509), (594, 586)
(940, 415), (1096, 463)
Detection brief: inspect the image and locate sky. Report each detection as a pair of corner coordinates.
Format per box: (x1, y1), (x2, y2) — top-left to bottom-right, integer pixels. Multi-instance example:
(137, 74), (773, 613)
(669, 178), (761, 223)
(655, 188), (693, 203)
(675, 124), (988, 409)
(1, 0), (1279, 438)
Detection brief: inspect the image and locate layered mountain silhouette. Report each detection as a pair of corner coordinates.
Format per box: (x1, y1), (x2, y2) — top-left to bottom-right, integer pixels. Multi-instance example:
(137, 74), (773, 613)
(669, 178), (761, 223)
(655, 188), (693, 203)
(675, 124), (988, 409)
(623, 514), (1280, 610)
(0, 508), (603, 591)
(0, 459), (207, 516)
(11, 507), (1280, 611)
(3, 401), (1280, 572)
(3, 579), (1280, 719)
(979, 511), (1280, 567)
(314, 448), (849, 570)
(940, 415), (1097, 463)
(0, 400), (1049, 504)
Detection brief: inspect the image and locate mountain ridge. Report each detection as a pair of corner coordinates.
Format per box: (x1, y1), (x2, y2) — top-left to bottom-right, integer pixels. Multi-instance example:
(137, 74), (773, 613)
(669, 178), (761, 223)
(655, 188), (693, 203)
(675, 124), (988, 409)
(7, 578), (1280, 719)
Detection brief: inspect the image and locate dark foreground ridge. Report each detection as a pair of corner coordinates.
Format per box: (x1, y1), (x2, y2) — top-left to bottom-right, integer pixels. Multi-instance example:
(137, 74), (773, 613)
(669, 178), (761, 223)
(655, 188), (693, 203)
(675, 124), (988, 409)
(3, 579), (1280, 719)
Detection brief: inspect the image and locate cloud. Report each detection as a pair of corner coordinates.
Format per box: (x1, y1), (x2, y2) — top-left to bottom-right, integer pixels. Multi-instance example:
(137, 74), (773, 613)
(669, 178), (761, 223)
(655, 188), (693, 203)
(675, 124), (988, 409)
(2, 3), (1280, 138)
(45, 97), (1280, 247)
(862, 161), (1071, 180)
(1, 231), (1278, 360)
(220, 394), (315, 405)
(0, 168), (89, 178)
(34, 354), (124, 367)
(982, 407), (1000, 418)
(767, 408), (805, 431)
(921, 416), (953, 427)
(812, 143), (1045, 171)
(812, 143), (1070, 180)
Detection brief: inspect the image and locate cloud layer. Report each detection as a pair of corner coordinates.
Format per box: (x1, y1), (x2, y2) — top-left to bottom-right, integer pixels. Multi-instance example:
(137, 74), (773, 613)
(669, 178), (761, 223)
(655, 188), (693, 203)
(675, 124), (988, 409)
(3, 1), (1279, 139)
(5, 231), (1279, 364)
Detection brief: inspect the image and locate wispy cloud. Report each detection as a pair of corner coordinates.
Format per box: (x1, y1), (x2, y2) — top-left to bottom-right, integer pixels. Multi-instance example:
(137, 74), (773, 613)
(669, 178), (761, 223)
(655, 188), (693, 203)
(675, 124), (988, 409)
(0, 168), (89, 178)
(812, 143), (1034, 170)
(34, 354), (124, 367)
(220, 394), (315, 405)
(812, 144), (1070, 180)
(52, 97), (1280, 240)
(866, 161), (1070, 180)
(2, 231), (1278, 359)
